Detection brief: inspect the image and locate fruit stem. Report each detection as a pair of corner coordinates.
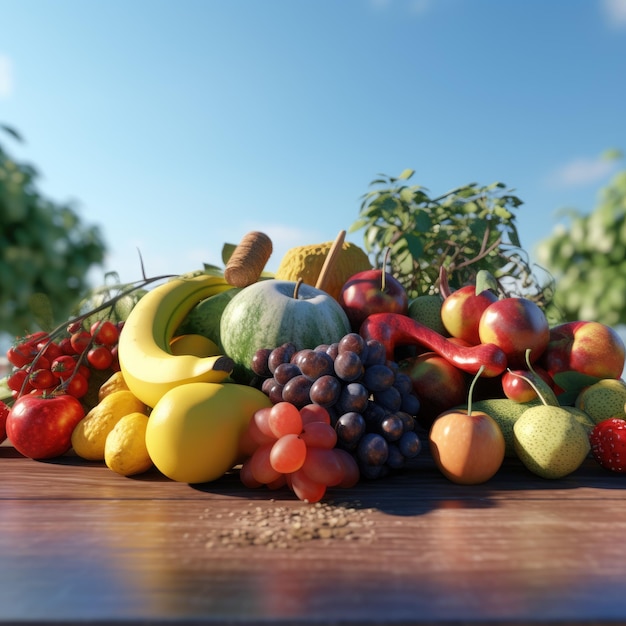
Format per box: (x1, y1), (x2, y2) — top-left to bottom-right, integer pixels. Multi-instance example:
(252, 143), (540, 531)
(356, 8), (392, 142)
(381, 247), (392, 292)
(506, 368), (558, 408)
(15, 272), (179, 400)
(467, 365), (485, 416)
(438, 265), (451, 299)
(293, 278), (303, 299)
(523, 347), (560, 406)
(316, 229), (346, 293)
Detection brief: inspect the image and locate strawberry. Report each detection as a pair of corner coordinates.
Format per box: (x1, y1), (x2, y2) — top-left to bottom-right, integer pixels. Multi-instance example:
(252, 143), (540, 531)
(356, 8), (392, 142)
(589, 417), (626, 473)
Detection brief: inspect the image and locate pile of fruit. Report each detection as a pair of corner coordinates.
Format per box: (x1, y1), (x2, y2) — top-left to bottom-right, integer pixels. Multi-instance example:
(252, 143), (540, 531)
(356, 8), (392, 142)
(2, 229), (626, 504)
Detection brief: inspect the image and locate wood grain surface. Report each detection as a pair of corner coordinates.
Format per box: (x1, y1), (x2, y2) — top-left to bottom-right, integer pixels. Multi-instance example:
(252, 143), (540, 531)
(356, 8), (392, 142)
(1, 442), (626, 626)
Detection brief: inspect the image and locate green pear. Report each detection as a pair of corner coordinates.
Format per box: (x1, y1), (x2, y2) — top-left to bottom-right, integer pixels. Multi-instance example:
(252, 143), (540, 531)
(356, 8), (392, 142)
(470, 398), (541, 457)
(566, 406), (596, 435)
(513, 405), (590, 479)
(574, 378), (626, 424)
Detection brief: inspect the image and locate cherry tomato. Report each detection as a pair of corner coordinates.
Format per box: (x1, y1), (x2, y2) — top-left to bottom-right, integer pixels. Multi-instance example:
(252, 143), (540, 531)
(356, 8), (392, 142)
(7, 368), (28, 392)
(58, 336), (76, 356)
(110, 345), (120, 372)
(70, 330), (92, 355)
(6, 340), (40, 368)
(90, 320), (120, 346)
(51, 355), (79, 380)
(36, 340), (64, 363)
(86, 345), (114, 370)
(66, 321), (83, 334)
(29, 355), (51, 371)
(0, 400), (9, 443)
(65, 372), (89, 399)
(29, 368), (57, 390)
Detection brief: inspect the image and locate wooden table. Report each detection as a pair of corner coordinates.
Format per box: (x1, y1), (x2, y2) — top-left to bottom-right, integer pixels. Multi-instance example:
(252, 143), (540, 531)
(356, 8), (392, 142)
(1, 441), (626, 626)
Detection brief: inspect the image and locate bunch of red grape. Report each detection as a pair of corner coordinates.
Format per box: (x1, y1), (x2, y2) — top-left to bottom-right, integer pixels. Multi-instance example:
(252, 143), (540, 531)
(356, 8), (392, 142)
(250, 332), (423, 481)
(5, 320), (122, 403)
(239, 401), (360, 502)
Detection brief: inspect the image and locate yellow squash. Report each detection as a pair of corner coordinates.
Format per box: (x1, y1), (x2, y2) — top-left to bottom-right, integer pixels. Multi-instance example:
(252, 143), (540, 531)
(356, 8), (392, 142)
(145, 381), (272, 484)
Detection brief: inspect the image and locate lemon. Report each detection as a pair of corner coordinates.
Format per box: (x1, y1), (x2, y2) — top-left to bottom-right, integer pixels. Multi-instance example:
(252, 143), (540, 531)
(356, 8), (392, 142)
(71, 389), (148, 461)
(98, 370), (130, 402)
(105, 412), (153, 476)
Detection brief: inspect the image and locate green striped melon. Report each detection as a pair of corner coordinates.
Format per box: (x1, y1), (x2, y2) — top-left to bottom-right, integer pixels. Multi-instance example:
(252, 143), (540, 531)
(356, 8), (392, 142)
(220, 279), (351, 383)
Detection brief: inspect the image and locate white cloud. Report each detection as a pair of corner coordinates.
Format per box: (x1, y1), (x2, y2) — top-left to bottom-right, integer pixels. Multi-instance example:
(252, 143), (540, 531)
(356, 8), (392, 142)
(0, 54), (13, 99)
(548, 154), (619, 188)
(602, 0), (626, 27)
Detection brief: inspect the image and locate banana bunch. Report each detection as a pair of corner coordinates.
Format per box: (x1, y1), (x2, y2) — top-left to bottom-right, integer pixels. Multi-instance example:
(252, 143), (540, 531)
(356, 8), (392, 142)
(118, 273), (235, 407)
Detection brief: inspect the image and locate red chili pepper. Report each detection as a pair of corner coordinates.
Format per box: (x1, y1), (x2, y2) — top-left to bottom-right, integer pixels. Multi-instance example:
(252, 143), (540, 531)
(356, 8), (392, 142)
(359, 312), (507, 378)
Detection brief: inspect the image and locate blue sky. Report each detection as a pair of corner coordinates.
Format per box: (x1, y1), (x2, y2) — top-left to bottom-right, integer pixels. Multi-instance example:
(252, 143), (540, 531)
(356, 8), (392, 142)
(1, 0), (626, 288)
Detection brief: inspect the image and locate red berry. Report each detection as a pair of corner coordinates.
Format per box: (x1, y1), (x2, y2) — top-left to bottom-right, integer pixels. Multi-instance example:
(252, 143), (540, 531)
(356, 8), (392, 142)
(29, 368), (57, 390)
(66, 321), (83, 334)
(7, 368), (28, 392)
(590, 418), (626, 473)
(86, 345), (114, 370)
(58, 336), (76, 356)
(65, 372), (89, 399)
(51, 355), (79, 380)
(35, 340), (64, 363)
(70, 330), (92, 354)
(90, 320), (120, 346)
(6, 333), (46, 368)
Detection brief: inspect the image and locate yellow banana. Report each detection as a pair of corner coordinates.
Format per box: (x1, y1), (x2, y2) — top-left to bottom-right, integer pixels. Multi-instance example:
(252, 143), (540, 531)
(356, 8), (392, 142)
(118, 273), (235, 407)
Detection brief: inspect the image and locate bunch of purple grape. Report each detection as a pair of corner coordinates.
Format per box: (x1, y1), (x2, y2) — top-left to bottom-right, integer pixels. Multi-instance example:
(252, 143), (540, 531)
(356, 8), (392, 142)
(250, 332), (423, 480)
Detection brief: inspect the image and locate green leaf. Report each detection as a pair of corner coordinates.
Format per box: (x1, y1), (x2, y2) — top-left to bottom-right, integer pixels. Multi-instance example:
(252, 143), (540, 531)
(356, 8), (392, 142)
(221, 243), (237, 266)
(475, 270), (499, 295)
(403, 232), (424, 260)
(399, 186), (414, 204)
(397, 169), (415, 181)
(203, 263), (225, 276)
(396, 249), (415, 277)
(28, 292), (55, 332)
(414, 209), (432, 233)
(552, 370), (603, 394)
(348, 218), (369, 233)
(494, 206), (513, 220)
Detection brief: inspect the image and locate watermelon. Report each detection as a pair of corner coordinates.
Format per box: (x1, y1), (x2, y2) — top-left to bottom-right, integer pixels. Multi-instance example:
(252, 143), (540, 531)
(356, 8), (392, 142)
(176, 287), (242, 349)
(220, 280), (351, 383)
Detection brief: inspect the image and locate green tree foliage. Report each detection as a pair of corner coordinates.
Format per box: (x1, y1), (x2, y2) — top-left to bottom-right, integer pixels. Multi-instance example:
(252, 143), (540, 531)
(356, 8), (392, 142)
(0, 126), (107, 337)
(536, 163), (626, 326)
(350, 169), (552, 305)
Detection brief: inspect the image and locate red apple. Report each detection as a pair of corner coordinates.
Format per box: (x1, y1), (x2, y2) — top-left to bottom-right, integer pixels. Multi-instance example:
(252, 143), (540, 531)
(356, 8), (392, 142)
(338, 269), (408, 332)
(478, 297), (550, 369)
(501, 366), (554, 403)
(0, 400), (9, 443)
(429, 406), (506, 484)
(440, 285), (498, 345)
(6, 393), (86, 460)
(398, 352), (467, 429)
(539, 321), (626, 383)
